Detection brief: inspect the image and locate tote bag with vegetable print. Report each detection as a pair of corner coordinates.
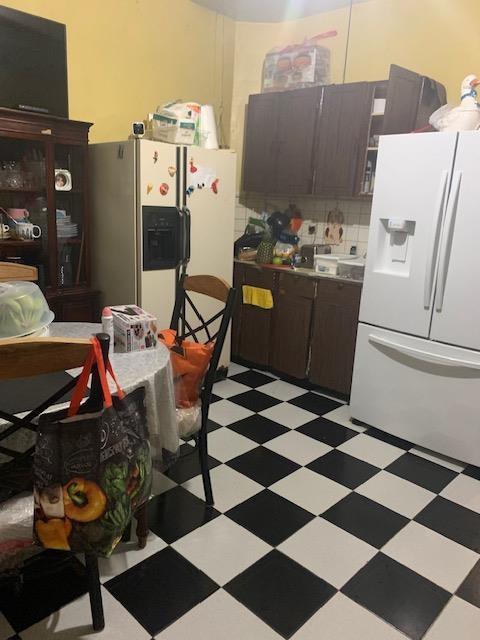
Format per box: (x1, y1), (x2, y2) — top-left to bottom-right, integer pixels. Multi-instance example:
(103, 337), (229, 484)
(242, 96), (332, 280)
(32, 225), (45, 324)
(33, 337), (152, 557)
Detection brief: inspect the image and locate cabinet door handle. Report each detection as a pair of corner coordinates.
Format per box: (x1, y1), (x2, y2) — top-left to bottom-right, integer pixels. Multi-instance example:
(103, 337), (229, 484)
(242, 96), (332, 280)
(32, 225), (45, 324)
(41, 128), (52, 135)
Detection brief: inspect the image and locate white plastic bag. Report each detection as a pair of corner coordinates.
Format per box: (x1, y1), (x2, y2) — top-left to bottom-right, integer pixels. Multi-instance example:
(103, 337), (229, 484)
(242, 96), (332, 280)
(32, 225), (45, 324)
(0, 493), (37, 571)
(176, 402), (202, 439)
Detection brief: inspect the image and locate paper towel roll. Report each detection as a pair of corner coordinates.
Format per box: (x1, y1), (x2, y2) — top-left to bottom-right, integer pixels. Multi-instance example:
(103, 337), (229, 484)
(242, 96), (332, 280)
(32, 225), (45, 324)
(200, 105), (219, 149)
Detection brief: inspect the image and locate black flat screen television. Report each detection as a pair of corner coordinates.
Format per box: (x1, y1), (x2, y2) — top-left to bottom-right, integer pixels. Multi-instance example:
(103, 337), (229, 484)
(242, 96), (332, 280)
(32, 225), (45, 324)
(0, 5), (68, 118)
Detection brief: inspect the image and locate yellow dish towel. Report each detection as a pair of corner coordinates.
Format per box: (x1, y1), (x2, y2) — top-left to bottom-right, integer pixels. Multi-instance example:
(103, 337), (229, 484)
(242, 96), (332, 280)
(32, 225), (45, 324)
(242, 285), (274, 309)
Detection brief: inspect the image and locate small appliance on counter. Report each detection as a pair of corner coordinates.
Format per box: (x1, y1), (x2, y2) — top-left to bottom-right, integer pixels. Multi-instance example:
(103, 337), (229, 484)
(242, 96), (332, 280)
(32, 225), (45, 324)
(314, 253), (359, 276)
(300, 243), (331, 269)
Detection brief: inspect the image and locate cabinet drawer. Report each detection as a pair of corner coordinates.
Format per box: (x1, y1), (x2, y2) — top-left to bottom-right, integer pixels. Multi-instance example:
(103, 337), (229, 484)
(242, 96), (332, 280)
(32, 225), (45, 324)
(243, 264), (276, 289)
(316, 278), (362, 306)
(278, 272), (316, 299)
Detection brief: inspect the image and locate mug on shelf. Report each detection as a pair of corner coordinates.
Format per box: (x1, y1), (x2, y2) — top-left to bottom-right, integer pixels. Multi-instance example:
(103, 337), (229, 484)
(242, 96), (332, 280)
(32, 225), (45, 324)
(12, 221), (41, 240)
(0, 223), (10, 239)
(7, 208), (29, 221)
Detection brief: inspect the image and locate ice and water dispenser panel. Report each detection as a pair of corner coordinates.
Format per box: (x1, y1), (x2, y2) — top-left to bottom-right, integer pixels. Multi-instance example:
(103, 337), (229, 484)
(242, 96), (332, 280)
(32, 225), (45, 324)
(374, 218), (416, 276)
(142, 206), (185, 271)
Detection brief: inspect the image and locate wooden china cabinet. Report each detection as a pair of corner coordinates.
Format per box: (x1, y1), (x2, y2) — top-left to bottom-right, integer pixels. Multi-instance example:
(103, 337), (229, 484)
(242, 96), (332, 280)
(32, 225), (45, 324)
(0, 108), (98, 321)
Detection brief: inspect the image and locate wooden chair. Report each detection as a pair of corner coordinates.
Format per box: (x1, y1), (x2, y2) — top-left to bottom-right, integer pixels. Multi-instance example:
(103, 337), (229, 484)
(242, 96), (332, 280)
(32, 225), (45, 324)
(0, 334), (111, 631)
(168, 275), (237, 505)
(0, 262), (38, 282)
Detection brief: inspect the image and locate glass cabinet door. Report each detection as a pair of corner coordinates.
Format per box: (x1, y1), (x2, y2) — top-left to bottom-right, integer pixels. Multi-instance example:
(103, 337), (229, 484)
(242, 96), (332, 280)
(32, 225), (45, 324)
(54, 143), (86, 289)
(0, 138), (51, 287)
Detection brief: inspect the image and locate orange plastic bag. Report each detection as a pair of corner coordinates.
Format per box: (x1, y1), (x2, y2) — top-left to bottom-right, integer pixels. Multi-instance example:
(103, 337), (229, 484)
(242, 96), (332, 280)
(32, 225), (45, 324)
(159, 329), (214, 408)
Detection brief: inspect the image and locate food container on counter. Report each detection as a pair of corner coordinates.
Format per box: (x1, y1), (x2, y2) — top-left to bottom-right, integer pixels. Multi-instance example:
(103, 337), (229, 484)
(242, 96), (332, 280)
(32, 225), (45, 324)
(338, 258), (365, 281)
(0, 281), (54, 340)
(313, 254), (358, 276)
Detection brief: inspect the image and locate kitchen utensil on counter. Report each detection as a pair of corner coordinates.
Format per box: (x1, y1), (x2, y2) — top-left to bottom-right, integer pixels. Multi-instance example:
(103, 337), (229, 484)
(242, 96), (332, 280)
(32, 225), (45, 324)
(300, 243), (331, 269)
(0, 281), (54, 340)
(268, 211), (291, 239)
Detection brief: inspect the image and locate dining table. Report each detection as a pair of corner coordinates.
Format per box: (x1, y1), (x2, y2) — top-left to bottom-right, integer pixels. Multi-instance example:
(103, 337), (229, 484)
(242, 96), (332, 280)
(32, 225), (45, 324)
(0, 322), (180, 481)
(0, 320), (181, 573)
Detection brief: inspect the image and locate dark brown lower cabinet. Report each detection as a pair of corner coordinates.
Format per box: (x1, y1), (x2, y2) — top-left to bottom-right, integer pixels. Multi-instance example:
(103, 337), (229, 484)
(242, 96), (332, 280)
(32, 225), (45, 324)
(270, 274), (315, 378)
(309, 279), (361, 396)
(231, 263), (362, 395)
(233, 263), (275, 368)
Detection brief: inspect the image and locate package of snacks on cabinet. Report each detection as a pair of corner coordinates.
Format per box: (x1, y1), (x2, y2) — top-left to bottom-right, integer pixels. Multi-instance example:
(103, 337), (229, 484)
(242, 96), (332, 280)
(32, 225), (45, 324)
(261, 31), (336, 93)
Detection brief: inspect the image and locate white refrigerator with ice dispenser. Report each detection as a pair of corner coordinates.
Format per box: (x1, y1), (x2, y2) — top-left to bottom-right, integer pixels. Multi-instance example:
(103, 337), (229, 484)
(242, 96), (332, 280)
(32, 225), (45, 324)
(350, 130), (480, 465)
(89, 139), (236, 365)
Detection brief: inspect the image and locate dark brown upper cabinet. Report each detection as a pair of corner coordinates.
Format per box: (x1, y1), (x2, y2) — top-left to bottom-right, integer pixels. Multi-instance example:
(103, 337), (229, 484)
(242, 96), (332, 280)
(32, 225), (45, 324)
(242, 88), (320, 195)
(242, 65), (446, 197)
(274, 87), (320, 194)
(382, 64), (446, 134)
(242, 93), (279, 193)
(312, 82), (372, 198)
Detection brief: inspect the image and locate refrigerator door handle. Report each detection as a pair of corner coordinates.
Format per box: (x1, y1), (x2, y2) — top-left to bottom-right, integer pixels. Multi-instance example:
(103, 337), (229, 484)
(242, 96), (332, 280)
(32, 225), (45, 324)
(423, 170), (449, 309)
(369, 333), (480, 369)
(435, 170), (462, 312)
(183, 207), (191, 264)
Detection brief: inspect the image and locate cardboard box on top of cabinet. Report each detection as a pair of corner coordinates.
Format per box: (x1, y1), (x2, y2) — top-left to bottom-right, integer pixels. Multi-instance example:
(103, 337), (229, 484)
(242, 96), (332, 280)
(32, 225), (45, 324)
(148, 101), (200, 145)
(261, 31), (336, 93)
(111, 305), (158, 353)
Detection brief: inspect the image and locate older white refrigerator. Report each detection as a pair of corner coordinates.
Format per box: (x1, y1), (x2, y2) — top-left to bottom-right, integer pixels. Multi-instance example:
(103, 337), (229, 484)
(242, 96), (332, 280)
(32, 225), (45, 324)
(350, 131), (480, 465)
(89, 139), (236, 365)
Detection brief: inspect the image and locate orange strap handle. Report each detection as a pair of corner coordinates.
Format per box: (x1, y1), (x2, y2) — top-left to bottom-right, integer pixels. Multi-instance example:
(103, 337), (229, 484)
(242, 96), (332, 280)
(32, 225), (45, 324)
(68, 337), (124, 417)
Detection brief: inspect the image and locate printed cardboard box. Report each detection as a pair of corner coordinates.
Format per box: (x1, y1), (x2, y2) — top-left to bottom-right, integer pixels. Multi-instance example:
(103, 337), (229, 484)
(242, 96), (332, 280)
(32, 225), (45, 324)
(111, 305), (158, 353)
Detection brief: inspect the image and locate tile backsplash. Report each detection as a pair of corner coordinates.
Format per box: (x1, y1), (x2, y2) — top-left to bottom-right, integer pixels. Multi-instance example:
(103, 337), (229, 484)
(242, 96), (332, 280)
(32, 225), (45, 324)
(235, 194), (372, 258)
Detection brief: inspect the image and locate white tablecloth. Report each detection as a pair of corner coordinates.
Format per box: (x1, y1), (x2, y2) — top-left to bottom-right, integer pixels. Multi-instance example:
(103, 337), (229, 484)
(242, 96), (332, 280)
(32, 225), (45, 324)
(48, 323), (179, 467)
(0, 323), (179, 469)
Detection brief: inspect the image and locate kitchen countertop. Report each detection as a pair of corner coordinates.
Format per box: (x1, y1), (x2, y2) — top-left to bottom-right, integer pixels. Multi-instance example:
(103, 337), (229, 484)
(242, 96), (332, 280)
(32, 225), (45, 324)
(234, 259), (363, 285)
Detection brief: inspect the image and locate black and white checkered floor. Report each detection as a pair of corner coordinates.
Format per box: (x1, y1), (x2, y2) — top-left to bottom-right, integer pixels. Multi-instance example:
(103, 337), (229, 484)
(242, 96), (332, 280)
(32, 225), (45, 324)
(2, 363), (480, 639)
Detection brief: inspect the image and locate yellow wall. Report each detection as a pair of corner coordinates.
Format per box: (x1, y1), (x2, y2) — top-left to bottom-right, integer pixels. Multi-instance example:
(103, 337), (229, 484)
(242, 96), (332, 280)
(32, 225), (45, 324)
(1, 0), (235, 144)
(231, 0), (480, 188)
(346, 0), (480, 97)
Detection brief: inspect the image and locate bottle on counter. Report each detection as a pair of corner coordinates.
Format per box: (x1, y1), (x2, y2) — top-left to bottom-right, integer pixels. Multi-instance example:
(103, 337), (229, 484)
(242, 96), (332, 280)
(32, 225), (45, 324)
(101, 306), (114, 355)
(363, 160), (373, 194)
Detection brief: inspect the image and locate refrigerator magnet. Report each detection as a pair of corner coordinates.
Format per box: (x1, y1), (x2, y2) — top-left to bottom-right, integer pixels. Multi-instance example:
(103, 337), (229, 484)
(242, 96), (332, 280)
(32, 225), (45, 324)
(146, 183), (153, 195)
(159, 183), (169, 196)
(211, 178), (219, 194)
(168, 166), (177, 177)
(186, 185), (195, 197)
(189, 159), (198, 173)
(153, 151), (158, 164)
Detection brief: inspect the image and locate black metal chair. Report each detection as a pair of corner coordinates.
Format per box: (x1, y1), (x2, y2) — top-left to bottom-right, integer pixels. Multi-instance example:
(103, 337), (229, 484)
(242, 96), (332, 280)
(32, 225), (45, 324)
(0, 333), (116, 632)
(168, 274), (237, 506)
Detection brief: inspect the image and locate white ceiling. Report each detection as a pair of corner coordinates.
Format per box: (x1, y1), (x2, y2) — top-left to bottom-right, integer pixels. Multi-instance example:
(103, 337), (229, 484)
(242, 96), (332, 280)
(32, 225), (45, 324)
(193, 0), (363, 22)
